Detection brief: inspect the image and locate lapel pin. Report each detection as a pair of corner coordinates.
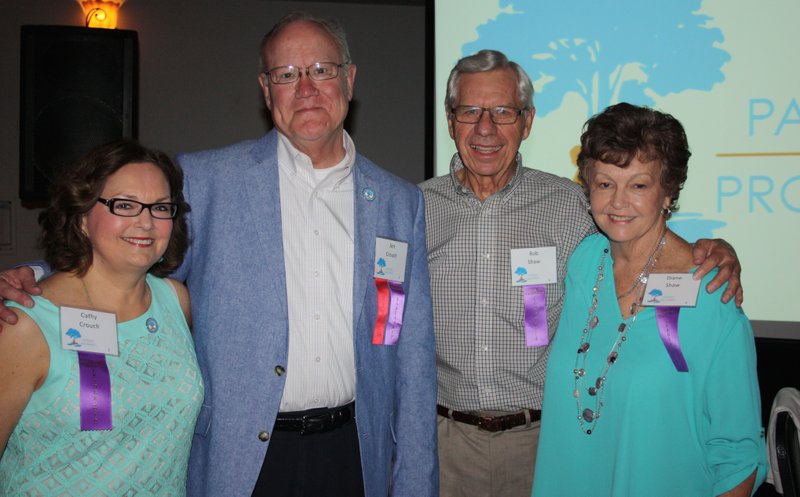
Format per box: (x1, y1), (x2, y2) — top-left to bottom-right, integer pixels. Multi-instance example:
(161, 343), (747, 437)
(362, 188), (376, 201)
(145, 317), (159, 334)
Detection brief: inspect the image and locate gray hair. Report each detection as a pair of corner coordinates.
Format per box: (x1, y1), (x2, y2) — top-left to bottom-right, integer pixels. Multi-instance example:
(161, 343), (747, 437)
(445, 49), (534, 112)
(260, 12), (352, 70)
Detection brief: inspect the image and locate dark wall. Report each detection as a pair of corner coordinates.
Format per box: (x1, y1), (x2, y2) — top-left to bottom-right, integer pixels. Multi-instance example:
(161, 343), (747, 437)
(0, 0), (427, 266)
(754, 337), (800, 496)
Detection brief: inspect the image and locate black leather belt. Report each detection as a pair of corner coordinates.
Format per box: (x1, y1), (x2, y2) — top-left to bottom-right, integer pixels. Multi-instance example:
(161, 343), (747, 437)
(274, 402), (355, 436)
(437, 405), (541, 432)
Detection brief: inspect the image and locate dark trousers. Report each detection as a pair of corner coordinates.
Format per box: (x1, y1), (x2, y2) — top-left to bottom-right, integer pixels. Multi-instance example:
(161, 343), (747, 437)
(252, 415), (365, 497)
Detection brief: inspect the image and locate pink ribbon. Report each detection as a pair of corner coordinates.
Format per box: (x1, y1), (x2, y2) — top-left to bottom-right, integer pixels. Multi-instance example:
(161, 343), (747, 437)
(372, 278), (390, 345)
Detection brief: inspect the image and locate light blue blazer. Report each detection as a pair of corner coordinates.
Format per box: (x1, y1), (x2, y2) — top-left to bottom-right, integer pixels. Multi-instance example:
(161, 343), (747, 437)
(175, 130), (438, 497)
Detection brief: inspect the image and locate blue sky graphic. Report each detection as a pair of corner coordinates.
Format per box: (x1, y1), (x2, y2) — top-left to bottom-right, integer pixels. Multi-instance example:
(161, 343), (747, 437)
(464, 0), (731, 118)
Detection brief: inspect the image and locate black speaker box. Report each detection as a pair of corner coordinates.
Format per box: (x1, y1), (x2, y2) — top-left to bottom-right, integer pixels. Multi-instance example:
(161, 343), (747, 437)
(20, 25), (138, 206)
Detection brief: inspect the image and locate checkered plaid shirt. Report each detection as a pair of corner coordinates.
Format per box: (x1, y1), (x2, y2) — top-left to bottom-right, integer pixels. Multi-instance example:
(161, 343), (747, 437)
(420, 153), (596, 411)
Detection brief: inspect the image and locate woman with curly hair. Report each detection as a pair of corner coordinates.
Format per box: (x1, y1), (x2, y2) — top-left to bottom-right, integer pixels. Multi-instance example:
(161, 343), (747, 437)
(533, 104), (766, 497)
(0, 140), (203, 496)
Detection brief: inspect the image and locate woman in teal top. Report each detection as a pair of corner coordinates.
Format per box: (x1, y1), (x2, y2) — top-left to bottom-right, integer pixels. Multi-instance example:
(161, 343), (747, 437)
(532, 103), (766, 496)
(0, 141), (203, 495)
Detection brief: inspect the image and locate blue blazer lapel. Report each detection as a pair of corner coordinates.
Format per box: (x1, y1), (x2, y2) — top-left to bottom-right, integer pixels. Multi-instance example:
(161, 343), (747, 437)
(242, 132), (288, 316)
(352, 159), (380, 330)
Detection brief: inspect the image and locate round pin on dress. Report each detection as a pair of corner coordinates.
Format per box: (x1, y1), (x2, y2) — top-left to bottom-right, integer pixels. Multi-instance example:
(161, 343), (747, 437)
(362, 188), (375, 201)
(146, 317), (159, 333)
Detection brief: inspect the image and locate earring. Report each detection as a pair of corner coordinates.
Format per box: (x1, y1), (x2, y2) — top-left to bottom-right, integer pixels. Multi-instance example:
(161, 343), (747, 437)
(661, 207), (672, 216)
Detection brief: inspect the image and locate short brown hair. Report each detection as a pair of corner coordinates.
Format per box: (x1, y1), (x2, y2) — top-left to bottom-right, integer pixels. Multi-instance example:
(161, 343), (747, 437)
(39, 140), (190, 277)
(577, 102), (690, 212)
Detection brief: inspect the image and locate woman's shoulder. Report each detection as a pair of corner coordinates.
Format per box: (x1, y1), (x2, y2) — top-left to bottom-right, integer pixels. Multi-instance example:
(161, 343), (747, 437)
(36, 272), (79, 308)
(150, 275), (188, 297)
(152, 276), (191, 325)
(6, 293), (59, 318)
(685, 268), (752, 340)
(563, 234), (608, 290)
(0, 305), (47, 339)
(0, 304), (50, 380)
(570, 233), (608, 265)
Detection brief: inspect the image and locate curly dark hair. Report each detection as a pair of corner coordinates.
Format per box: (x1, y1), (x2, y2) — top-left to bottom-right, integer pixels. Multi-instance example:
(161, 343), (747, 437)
(577, 102), (691, 212)
(38, 140), (190, 277)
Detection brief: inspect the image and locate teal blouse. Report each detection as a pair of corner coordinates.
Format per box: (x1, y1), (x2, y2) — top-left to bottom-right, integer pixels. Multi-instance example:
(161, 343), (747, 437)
(533, 234), (767, 497)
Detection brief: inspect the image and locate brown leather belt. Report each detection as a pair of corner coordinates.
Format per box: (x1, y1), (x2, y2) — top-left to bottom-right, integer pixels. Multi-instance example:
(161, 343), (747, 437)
(437, 404), (541, 432)
(274, 402), (355, 436)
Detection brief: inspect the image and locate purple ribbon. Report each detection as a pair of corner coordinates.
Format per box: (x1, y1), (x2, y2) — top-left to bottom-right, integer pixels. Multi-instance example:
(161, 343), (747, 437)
(523, 284), (548, 347)
(383, 280), (406, 345)
(78, 352), (113, 430)
(656, 306), (689, 372)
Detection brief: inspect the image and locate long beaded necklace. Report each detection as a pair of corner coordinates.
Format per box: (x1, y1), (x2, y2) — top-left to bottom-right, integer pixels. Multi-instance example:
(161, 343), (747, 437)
(572, 231), (667, 435)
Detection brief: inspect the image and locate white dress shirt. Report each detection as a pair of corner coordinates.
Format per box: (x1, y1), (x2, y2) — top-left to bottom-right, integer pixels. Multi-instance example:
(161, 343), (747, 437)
(277, 132), (356, 411)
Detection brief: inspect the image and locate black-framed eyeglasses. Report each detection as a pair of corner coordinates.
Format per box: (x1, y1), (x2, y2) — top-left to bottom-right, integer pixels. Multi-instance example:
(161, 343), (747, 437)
(97, 197), (178, 219)
(451, 105), (525, 125)
(263, 61), (348, 85)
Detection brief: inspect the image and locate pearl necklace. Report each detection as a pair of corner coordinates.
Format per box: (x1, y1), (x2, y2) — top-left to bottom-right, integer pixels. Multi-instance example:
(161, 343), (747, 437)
(572, 232), (667, 435)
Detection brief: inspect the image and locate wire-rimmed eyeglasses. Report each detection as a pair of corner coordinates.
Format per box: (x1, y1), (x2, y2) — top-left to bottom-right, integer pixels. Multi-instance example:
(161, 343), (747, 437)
(263, 61), (348, 85)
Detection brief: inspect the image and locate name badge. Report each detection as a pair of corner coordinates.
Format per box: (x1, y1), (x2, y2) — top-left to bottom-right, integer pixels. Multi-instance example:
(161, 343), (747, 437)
(641, 273), (701, 307)
(60, 306), (119, 356)
(510, 247), (557, 286)
(510, 247), (557, 347)
(641, 274), (695, 373)
(374, 237), (408, 282)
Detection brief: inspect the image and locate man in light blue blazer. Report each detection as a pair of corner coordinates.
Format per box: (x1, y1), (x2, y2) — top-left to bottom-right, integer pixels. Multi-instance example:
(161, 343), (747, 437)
(175, 12), (438, 497)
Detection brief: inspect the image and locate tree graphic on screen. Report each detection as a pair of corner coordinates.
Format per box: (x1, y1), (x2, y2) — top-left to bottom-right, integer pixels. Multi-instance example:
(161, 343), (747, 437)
(464, 0), (731, 117)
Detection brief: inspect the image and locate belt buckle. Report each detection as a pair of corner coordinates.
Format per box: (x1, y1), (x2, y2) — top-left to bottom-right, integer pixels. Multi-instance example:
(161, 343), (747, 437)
(299, 413), (319, 436)
(298, 414), (312, 436)
(299, 411), (335, 436)
(476, 415), (497, 432)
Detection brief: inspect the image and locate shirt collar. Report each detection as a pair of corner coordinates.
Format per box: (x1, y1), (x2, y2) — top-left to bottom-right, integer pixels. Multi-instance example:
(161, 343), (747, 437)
(277, 131), (355, 189)
(448, 152), (524, 201)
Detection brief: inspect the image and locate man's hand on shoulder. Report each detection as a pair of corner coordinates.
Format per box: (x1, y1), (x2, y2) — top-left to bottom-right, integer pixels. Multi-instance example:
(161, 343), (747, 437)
(691, 238), (743, 307)
(0, 267), (42, 329)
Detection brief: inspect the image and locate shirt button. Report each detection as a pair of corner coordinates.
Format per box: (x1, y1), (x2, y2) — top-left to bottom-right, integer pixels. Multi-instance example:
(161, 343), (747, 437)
(258, 431), (270, 442)
(483, 252), (490, 260)
(313, 270), (319, 278)
(313, 314), (320, 320)
(480, 297), (489, 305)
(313, 229), (320, 236)
(274, 365), (285, 376)
(315, 356), (321, 363)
